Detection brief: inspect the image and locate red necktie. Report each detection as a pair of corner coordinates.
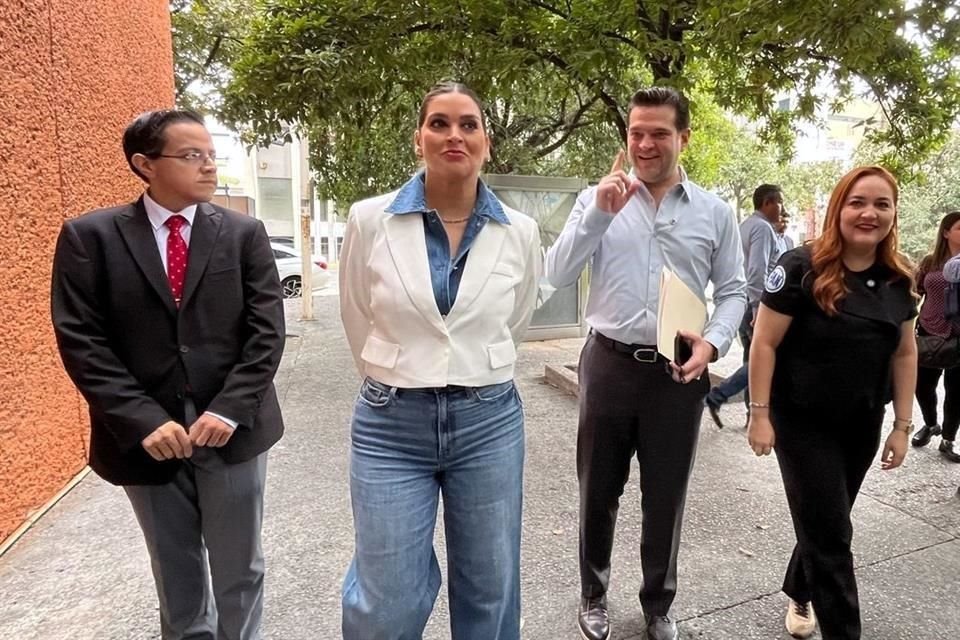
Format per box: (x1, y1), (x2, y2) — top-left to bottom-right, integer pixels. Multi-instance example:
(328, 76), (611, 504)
(165, 215), (189, 307)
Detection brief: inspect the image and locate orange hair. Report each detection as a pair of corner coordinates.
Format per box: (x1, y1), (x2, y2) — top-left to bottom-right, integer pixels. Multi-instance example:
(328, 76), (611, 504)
(809, 166), (914, 316)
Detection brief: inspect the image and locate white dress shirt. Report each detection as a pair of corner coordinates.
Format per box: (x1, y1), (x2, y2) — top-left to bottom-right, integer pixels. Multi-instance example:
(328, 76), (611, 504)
(142, 192), (237, 429)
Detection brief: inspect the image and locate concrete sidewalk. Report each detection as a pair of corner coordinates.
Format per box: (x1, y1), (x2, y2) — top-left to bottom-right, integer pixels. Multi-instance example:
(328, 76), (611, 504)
(1, 294), (959, 639)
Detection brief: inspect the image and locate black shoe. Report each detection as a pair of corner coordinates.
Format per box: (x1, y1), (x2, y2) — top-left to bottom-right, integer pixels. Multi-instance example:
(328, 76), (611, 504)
(706, 396), (725, 429)
(939, 439), (960, 462)
(912, 424), (941, 447)
(578, 596), (610, 640)
(645, 614), (678, 640)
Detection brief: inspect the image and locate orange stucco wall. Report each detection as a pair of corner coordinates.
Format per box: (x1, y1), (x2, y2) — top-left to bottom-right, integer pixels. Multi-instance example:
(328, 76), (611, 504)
(0, 0), (174, 542)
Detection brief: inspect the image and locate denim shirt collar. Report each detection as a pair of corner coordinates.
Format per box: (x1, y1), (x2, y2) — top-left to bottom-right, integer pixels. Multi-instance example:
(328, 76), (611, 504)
(385, 171), (510, 225)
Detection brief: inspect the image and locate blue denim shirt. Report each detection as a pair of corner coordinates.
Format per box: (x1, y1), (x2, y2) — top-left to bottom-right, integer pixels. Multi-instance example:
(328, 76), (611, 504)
(385, 172), (511, 316)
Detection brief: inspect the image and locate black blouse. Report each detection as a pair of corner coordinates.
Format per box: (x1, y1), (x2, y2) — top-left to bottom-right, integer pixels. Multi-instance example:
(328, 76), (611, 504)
(762, 246), (917, 414)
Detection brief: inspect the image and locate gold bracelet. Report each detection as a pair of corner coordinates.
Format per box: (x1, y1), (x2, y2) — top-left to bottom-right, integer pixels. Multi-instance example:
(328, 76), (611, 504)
(748, 401), (770, 409)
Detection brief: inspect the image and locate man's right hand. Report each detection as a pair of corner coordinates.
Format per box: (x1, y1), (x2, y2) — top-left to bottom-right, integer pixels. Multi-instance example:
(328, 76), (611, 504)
(596, 150), (640, 214)
(142, 421), (193, 461)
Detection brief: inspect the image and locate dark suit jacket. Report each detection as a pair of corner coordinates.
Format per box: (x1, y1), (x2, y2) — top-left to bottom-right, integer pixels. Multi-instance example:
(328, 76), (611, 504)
(51, 197), (285, 485)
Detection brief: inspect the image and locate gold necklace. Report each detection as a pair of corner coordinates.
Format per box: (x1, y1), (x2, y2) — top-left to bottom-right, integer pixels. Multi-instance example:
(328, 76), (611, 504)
(438, 215), (471, 224)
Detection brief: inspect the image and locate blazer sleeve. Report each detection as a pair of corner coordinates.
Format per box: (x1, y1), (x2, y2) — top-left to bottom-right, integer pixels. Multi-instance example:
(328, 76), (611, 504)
(508, 218), (543, 344)
(205, 220), (286, 427)
(339, 204), (373, 372)
(51, 220), (172, 451)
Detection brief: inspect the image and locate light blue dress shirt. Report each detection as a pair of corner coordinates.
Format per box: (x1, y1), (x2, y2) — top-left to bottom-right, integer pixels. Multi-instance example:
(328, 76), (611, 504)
(385, 171), (511, 316)
(944, 254), (960, 284)
(544, 169), (747, 356)
(740, 211), (782, 314)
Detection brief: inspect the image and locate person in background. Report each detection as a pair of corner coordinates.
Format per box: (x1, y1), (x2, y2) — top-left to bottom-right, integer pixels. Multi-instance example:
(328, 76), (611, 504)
(705, 184), (784, 428)
(747, 165), (917, 639)
(777, 209), (795, 252)
(911, 211), (960, 461)
(338, 81), (541, 640)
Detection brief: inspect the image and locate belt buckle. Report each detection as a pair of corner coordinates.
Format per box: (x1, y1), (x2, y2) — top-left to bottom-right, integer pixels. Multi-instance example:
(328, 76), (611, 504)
(632, 348), (658, 363)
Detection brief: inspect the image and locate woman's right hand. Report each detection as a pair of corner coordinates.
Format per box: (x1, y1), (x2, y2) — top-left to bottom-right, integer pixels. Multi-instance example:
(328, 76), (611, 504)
(747, 413), (776, 456)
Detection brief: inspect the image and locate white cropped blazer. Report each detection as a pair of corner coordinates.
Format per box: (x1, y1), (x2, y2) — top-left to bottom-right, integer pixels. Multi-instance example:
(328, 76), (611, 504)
(339, 190), (542, 388)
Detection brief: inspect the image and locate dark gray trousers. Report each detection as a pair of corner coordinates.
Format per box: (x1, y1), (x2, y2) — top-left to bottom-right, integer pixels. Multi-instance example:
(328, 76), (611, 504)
(125, 444), (268, 640)
(577, 332), (707, 616)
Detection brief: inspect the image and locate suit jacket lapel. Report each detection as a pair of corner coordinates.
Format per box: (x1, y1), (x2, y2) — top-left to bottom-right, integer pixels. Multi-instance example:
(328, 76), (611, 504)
(116, 198), (177, 316)
(383, 213), (447, 333)
(180, 203), (222, 309)
(447, 220), (507, 319)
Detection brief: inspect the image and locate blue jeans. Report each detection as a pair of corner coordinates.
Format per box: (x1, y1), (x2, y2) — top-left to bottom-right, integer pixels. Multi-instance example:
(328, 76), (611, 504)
(342, 378), (524, 640)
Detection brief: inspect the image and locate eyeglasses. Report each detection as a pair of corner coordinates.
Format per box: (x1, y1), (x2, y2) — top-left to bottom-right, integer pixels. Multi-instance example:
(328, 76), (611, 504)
(152, 151), (218, 165)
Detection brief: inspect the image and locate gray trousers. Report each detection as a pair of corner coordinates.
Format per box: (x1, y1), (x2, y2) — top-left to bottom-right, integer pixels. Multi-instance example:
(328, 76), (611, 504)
(125, 446), (268, 640)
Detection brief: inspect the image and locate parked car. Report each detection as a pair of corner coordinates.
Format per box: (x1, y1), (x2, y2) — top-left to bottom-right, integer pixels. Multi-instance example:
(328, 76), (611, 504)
(269, 235), (295, 248)
(271, 242), (330, 298)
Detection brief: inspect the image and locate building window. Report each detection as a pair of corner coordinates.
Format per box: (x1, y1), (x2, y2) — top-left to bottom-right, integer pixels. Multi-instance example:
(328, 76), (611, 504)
(258, 177), (292, 221)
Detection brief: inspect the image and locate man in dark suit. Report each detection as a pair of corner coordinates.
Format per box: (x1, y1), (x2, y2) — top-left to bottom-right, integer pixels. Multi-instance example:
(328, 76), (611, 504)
(51, 109), (285, 640)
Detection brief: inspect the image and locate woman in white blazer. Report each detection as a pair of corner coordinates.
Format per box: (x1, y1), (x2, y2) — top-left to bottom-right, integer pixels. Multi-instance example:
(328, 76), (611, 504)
(339, 82), (542, 640)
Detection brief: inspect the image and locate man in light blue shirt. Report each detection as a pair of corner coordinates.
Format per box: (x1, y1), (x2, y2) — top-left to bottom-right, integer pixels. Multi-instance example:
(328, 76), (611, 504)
(706, 185), (784, 427)
(777, 209), (795, 253)
(545, 87), (746, 640)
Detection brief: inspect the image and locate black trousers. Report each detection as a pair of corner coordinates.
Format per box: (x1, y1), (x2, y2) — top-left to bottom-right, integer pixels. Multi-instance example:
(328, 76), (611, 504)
(577, 333), (707, 615)
(772, 405), (883, 640)
(915, 363), (960, 440)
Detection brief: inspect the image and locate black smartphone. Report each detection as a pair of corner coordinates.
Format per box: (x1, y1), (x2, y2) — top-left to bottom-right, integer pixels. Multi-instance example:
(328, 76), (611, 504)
(674, 334), (693, 366)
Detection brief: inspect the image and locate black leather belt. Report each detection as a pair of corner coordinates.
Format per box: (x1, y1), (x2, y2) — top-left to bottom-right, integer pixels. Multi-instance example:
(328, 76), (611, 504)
(592, 331), (661, 363)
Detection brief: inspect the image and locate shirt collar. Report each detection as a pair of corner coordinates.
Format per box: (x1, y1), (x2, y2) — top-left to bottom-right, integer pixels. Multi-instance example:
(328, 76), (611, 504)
(628, 166), (693, 201)
(751, 210), (776, 228)
(384, 171), (510, 225)
(143, 191), (198, 231)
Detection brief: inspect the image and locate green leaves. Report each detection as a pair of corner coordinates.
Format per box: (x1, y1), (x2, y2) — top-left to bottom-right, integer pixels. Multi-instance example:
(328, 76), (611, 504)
(189, 0), (960, 206)
(172, 0), (254, 112)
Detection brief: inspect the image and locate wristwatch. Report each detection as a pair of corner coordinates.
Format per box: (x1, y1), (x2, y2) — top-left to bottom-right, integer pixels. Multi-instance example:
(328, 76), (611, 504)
(893, 418), (915, 435)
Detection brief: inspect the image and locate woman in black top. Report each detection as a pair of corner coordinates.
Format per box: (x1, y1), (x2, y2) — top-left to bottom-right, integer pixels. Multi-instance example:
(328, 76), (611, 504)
(747, 166), (918, 640)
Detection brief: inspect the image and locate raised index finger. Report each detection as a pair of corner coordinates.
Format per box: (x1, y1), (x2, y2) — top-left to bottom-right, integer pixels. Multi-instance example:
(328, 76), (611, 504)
(610, 149), (625, 174)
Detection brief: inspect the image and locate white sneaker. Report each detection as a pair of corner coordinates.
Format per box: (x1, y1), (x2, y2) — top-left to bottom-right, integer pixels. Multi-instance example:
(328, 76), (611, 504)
(785, 599), (817, 638)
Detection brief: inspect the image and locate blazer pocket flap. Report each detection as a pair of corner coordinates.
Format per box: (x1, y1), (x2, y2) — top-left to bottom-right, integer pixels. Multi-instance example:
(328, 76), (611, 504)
(361, 335), (400, 369)
(488, 339), (517, 369)
(491, 263), (517, 278)
(206, 265), (240, 276)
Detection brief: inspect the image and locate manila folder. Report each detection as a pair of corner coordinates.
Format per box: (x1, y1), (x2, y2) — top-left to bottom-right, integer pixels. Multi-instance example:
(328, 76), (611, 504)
(657, 267), (707, 361)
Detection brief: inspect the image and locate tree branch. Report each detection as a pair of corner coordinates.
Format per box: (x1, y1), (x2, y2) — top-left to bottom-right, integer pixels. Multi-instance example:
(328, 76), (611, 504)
(532, 117), (598, 158)
(635, 0), (658, 34)
(175, 33), (225, 99)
